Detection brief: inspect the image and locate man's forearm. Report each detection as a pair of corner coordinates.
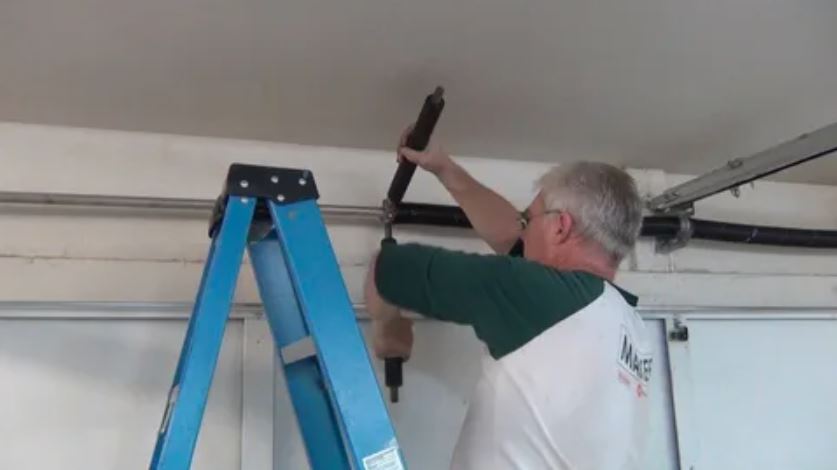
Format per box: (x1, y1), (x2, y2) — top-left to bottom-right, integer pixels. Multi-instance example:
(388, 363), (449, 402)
(365, 253), (402, 322)
(437, 161), (522, 254)
(365, 252), (414, 359)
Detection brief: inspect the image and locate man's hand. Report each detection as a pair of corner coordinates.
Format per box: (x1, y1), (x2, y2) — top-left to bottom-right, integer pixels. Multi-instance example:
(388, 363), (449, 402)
(395, 124), (522, 254)
(397, 124), (454, 177)
(365, 251), (414, 360)
(372, 316), (414, 360)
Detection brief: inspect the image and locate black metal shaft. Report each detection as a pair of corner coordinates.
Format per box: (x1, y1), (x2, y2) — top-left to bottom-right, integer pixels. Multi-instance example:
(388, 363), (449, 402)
(381, 87), (445, 404)
(386, 87), (445, 204)
(385, 357), (404, 403)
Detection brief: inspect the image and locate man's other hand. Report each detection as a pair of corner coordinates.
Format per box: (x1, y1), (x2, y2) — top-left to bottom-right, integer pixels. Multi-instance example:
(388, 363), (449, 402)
(372, 316), (414, 360)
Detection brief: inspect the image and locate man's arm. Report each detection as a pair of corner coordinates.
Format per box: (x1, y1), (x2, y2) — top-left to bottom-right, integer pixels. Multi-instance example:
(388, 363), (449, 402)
(373, 243), (604, 359)
(400, 142), (521, 254)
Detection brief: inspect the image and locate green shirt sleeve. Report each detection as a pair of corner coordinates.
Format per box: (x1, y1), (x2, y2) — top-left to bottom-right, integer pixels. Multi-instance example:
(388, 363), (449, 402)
(375, 243), (606, 358)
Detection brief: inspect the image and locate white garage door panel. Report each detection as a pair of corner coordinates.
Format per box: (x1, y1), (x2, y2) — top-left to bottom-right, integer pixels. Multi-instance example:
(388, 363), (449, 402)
(643, 320), (680, 470)
(275, 319), (678, 470)
(0, 318), (243, 470)
(688, 319), (837, 470)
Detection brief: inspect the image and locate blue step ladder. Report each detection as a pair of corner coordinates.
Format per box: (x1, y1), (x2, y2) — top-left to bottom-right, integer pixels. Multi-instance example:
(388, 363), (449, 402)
(150, 164), (406, 470)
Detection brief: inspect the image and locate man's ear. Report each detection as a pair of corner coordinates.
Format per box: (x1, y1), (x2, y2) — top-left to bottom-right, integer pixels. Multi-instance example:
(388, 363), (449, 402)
(552, 211), (574, 244)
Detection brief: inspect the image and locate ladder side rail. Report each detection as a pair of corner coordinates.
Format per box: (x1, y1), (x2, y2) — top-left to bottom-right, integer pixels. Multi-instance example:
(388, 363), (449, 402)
(249, 233), (352, 469)
(268, 199), (407, 469)
(150, 196), (255, 470)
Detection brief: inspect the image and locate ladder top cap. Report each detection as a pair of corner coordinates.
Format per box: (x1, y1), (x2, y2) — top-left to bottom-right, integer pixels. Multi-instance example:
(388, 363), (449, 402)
(223, 163), (320, 203)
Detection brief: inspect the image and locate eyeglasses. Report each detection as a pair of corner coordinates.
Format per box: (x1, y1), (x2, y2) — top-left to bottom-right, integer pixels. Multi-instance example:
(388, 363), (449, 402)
(518, 208), (563, 230)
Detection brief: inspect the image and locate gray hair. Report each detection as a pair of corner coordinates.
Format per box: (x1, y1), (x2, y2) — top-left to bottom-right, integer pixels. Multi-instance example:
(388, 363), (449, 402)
(537, 162), (643, 262)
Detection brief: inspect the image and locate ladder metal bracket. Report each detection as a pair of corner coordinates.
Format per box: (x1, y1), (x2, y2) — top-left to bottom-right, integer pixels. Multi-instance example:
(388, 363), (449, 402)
(210, 164), (320, 237)
(224, 164), (319, 202)
(654, 212), (694, 254)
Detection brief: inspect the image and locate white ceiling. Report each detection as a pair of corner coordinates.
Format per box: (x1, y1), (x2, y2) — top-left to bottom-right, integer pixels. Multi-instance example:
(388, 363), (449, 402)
(2, 0), (837, 183)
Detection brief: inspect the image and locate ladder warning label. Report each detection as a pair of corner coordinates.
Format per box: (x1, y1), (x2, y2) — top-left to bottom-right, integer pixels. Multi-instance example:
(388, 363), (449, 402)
(362, 446), (404, 470)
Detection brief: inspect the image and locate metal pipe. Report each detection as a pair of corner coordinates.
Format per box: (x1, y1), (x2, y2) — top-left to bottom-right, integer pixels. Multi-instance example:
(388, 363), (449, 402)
(0, 190), (382, 222)
(7, 190), (837, 249)
(1, 301), (835, 321)
(0, 190), (212, 211)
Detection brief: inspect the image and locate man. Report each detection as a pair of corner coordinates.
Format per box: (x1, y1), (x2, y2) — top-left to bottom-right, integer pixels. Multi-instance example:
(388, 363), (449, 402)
(364, 135), (651, 469)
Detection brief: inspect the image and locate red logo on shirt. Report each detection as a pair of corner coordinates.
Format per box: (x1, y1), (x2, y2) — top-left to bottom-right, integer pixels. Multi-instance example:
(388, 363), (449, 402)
(635, 383), (647, 398)
(617, 370), (631, 386)
(617, 328), (652, 399)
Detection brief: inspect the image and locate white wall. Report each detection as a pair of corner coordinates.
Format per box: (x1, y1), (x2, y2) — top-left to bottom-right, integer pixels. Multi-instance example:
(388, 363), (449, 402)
(2, 122), (837, 469)
(3, 122), (837, 308)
